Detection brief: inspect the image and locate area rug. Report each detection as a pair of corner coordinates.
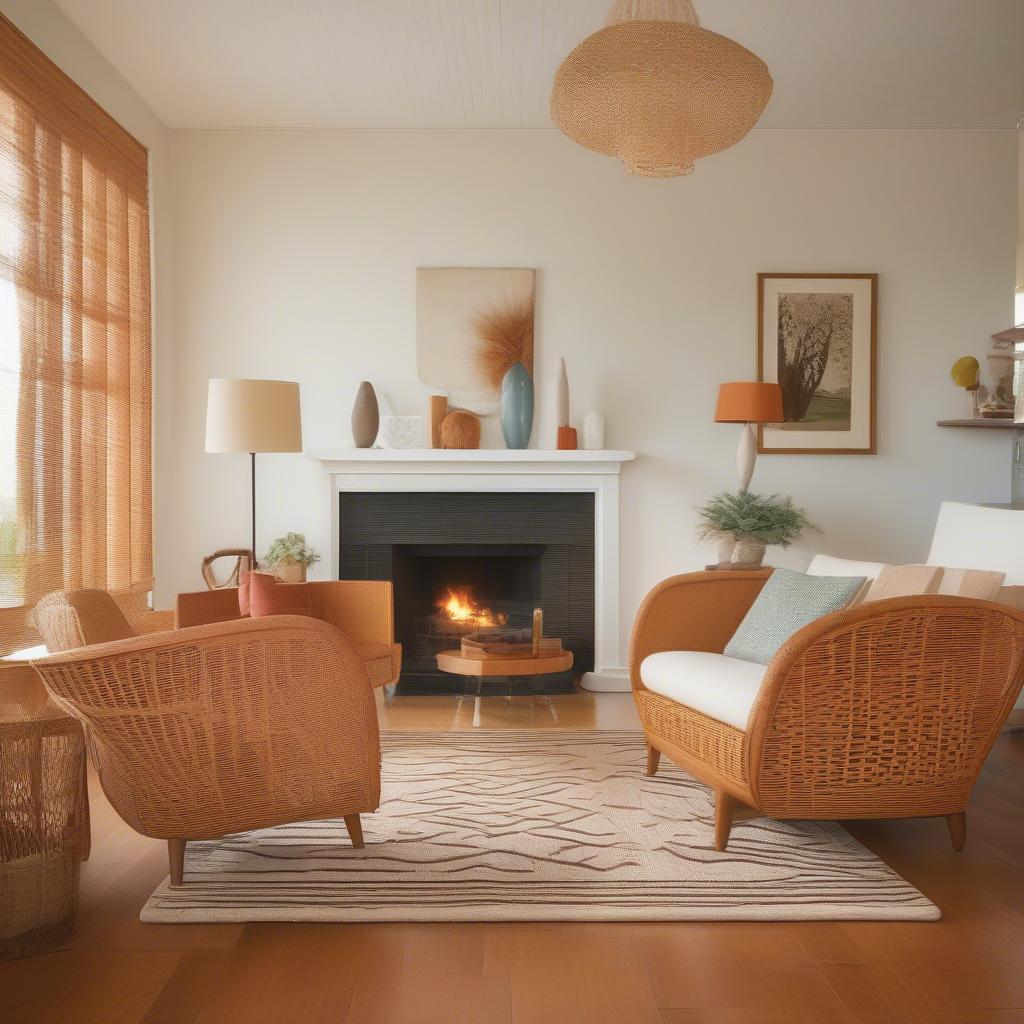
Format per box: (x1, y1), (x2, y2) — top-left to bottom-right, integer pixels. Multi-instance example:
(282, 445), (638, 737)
(141, 730), (939, 923)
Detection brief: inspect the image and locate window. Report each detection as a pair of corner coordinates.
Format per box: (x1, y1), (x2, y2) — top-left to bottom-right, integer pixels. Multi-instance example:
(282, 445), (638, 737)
(0, 14), (152, 652)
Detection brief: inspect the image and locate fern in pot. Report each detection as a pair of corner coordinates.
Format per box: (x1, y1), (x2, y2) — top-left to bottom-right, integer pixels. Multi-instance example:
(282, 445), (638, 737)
(696, 491), (813, 568)
(263, 532), (320, 584)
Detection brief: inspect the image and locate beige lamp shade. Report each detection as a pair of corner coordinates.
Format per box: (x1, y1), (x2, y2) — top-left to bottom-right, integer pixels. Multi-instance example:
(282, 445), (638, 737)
(205, 379), (303, 453)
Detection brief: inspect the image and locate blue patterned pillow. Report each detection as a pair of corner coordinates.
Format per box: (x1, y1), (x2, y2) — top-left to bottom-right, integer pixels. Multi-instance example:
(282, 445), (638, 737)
(724, 567), (866, 665)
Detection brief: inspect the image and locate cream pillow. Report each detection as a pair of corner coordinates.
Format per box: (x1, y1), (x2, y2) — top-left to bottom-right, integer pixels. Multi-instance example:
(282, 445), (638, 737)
(935, 568), (1005, 600)
(862, 564), (942, 603)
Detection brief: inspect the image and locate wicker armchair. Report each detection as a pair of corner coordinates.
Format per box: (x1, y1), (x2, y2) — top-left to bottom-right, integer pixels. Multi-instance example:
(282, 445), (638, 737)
(630, 569), (1024, 851)
(31, 615), (380, 885)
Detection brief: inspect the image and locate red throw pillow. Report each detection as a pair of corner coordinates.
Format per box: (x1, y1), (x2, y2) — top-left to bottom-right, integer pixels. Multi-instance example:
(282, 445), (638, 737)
(238, 570), (312, 618)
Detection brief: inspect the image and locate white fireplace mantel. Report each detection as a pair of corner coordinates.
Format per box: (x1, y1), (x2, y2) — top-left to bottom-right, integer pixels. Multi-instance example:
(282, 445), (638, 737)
(307, 448), (636, 691)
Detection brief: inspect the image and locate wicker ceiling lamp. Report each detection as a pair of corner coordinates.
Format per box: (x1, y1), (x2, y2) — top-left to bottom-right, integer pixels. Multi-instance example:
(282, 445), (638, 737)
(550, 0), (773, 177)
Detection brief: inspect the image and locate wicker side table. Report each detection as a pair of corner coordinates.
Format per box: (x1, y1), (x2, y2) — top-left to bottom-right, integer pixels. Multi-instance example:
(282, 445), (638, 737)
(0, 661), (89, 960)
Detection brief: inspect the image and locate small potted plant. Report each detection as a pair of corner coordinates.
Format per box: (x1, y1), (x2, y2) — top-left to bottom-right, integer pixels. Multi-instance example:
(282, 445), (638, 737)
(263, 532), (320, 584)
(695, 490), (813, 568)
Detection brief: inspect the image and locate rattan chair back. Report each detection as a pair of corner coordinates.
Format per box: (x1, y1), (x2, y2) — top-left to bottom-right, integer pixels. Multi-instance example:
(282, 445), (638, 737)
(31, 590), (136, 652)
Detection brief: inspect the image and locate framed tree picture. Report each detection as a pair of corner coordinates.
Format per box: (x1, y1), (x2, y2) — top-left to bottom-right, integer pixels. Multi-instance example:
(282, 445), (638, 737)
(757, 273), (877, 455)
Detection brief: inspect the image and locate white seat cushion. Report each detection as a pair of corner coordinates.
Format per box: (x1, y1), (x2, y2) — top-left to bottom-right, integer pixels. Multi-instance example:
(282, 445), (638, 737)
(639, 651), (767, 732)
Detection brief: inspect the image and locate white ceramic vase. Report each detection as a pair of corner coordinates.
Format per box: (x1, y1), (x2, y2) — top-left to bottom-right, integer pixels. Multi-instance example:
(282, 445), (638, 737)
(582, 411), (606, 450)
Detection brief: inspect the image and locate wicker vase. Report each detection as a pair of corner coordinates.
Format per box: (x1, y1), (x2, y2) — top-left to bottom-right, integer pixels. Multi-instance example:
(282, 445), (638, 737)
(351, 381), (379, 448)
(439, 409), (481, 449)
(274, 561), (306, 584)
(732, 537), (766, 567)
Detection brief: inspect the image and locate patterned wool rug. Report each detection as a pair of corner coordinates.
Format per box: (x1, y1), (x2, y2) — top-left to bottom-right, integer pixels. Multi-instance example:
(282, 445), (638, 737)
(141, 730), (938, 923)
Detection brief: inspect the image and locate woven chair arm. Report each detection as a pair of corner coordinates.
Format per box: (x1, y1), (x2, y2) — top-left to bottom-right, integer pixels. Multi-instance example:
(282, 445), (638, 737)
(629, 569), (771, 691)
(32, 616), (380, 838)
(745, 595), (1024, 818)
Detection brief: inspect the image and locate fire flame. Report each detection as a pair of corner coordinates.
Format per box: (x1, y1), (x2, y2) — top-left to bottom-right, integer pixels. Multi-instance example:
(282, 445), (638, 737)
(439, 587), (507, 628)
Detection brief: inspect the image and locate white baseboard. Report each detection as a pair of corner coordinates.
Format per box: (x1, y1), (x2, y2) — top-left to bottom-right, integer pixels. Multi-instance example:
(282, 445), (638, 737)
(580, 668), (631, 693)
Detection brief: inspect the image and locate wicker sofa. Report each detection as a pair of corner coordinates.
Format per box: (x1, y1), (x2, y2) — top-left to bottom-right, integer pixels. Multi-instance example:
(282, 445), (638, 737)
(630, 568), (1024, 851)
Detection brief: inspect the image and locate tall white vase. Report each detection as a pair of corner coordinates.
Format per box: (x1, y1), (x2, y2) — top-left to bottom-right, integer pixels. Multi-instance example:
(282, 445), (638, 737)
(556, 357), (570, 426)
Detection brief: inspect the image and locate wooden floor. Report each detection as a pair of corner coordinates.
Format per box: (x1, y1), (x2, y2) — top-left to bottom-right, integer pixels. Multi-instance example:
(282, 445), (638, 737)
(5, 687), (1024, 1023)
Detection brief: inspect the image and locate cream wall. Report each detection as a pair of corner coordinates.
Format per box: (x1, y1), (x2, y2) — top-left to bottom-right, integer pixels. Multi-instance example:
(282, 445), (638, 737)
(0, 0), (177, 604)
(164, 127), (1017, 645)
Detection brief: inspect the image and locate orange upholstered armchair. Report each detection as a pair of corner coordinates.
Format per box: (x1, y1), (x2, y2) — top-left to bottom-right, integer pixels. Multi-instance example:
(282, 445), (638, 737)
(32, 615), (380, 885)
(175, 579), (401, 688)
(631, 569), (1024, 852)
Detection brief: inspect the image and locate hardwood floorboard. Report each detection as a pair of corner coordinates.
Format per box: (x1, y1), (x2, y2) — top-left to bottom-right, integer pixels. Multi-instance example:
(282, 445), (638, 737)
(6, 689), (1024, 1023)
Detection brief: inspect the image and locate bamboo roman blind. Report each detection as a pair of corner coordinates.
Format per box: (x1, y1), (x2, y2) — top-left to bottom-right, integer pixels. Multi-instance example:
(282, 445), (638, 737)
(0, 14), (152, 654)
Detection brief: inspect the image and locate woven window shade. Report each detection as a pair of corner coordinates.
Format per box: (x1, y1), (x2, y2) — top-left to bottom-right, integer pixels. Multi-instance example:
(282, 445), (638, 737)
(550, 0), (772, 177)
(0, 14), (152, 654)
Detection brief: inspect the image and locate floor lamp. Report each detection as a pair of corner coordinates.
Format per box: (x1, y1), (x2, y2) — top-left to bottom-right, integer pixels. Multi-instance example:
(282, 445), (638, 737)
(714, 382), (783, 490)
(205, 379), (303, 562)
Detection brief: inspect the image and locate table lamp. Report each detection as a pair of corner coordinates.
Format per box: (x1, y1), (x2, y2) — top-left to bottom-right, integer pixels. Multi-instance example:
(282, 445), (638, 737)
(205, 379), (303, 561)
(714, 382), (784, 490)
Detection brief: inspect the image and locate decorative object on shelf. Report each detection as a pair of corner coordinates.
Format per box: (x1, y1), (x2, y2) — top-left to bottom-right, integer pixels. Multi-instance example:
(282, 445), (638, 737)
(582, 411), (606, 450)
(200, 548), (254, 590)
(556, 356), (569, 426)
(950, 356), (983, 417)
(714, 382), (783, 490)
(557, 426), (578, 450)
(757, 273), (877, 455)
(439, 409), (481, 449)
(379, 415), (425, 450)
(988, 324), (1023, 420)
(205, 378), (303, 558)
(696, 489), (813, 569)
(263, 532), (320, 585)
(550, 0), (772, 178)
(500, 362), (534, 449)
(554, 356), (577, 449)
(351, 380), (379, 448)
(417, 267), (535, 414)
(428, 395), (448, 448)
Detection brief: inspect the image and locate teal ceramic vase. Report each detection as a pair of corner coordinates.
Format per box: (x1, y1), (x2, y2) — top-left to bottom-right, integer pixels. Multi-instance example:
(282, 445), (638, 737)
(500, 362), (534, 449)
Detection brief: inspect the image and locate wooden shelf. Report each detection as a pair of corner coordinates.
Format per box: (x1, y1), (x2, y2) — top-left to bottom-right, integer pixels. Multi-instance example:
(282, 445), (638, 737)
(936, 419), (1019, 429)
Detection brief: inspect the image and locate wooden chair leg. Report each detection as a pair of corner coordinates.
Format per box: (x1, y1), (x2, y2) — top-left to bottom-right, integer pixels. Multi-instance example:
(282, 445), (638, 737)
(714, 790), (736, 852)
(646, 743), (661, 777)
(344, 814), (364, 849)
(946, 811), (966, 852)
(168, 838), (186, 886)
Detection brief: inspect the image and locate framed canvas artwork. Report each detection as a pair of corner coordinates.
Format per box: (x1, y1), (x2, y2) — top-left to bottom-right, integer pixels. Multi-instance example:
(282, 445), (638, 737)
(757, 272), (877, 455)
(417, 267), (535, 415)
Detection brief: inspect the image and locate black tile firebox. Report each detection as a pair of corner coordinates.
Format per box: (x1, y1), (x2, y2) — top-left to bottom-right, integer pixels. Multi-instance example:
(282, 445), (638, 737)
(338, 492), (595, 692)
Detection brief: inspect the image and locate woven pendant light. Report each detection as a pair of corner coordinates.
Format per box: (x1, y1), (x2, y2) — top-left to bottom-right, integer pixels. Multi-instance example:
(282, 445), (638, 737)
(550, 0), (772, 177)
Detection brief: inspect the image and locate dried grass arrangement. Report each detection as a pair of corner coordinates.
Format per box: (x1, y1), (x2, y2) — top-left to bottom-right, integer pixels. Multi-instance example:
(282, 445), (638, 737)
(473, 295), (534, 392)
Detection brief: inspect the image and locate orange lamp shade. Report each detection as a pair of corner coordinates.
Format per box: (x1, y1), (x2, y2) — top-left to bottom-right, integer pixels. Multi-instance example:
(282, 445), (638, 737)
(714, 382), (783, 424)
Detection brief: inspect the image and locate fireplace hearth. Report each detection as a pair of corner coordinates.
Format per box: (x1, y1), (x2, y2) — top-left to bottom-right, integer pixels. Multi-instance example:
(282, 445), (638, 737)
(338, 492), (595, 693)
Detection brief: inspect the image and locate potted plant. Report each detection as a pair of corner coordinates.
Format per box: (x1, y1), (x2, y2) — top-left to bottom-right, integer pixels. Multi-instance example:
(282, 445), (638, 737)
(263, 532), (320, 584)
(695, 490), (813, 568)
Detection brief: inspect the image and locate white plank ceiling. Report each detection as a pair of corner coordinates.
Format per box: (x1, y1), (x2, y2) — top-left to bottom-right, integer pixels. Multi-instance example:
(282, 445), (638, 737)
(52, 0), (1024, 130)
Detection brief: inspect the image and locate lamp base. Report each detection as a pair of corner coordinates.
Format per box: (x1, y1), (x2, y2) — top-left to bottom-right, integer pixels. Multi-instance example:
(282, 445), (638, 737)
(737, 423), (756, 490)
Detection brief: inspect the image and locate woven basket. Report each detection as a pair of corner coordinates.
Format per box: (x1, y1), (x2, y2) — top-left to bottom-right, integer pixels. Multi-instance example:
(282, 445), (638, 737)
(550, 0), (772, 177)
(439, 410), (481, 450)
(273, 560), (306, 585)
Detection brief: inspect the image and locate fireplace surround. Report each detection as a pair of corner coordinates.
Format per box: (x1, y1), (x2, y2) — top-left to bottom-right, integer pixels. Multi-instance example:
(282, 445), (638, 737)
(307, 449), (636, 691)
